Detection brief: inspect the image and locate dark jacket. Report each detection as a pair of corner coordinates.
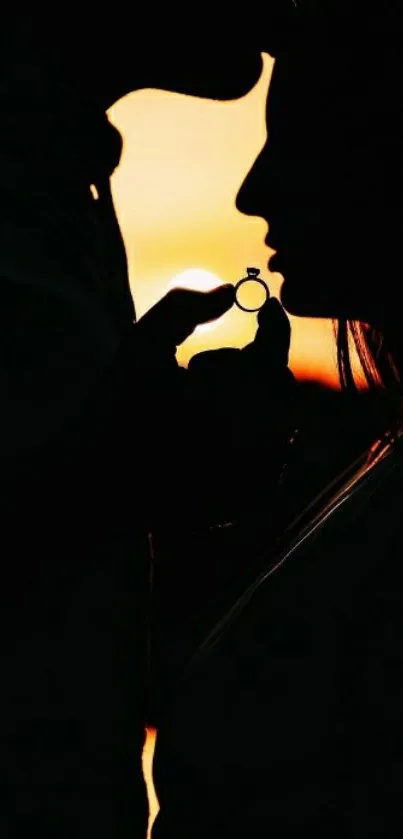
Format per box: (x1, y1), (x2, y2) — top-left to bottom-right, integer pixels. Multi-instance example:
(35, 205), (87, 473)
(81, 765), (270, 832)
(0, 21), (151, 836)
(153, 436), (403, 838)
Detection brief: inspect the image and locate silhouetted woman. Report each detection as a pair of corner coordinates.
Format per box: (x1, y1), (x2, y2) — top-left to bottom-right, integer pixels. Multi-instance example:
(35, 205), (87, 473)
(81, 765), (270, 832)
(153, 4), (403, 836)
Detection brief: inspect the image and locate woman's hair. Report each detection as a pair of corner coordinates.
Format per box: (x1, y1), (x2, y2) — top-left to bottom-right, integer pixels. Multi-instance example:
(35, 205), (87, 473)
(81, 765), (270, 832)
(336, 322), (401, 394)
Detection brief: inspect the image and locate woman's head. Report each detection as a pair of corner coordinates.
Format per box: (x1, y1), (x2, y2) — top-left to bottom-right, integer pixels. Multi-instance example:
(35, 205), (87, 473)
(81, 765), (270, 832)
(237, 2), (403, 387)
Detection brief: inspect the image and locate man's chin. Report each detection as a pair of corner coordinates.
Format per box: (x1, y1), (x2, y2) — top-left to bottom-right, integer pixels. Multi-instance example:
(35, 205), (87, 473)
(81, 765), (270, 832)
(149, 49), (263, 102)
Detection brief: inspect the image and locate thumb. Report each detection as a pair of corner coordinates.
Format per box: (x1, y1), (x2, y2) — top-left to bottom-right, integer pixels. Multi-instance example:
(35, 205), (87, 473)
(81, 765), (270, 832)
(252, 297), (291, 364)
(137, 284), (235, 348)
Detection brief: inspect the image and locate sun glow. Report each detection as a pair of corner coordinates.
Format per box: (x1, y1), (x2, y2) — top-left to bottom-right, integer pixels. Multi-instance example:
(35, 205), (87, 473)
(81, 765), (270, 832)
(168, 268), (225, 334)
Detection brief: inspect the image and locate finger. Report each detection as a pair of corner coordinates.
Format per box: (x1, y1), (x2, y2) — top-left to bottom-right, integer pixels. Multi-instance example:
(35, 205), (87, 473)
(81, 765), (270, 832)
(247, 297), (291, 367)
(137, 285), (235, 349)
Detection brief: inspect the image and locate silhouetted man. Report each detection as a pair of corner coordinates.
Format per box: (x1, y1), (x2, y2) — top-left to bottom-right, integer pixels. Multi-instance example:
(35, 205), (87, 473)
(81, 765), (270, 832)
(1, 12), (294, 836)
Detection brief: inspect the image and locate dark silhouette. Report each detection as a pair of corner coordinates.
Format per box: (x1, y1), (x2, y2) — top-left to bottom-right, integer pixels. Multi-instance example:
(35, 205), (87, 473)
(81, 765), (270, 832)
(152, 4), (403, 837)
(150, 382), (393, 702)
(1, 14), (296, 838)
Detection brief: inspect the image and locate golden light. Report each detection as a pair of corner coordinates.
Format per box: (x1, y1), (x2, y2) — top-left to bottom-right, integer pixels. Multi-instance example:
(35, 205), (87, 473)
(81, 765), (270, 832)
(109, 55), (342, 387)
(168, 268), (225, 334)
(142, 728), (159, 838)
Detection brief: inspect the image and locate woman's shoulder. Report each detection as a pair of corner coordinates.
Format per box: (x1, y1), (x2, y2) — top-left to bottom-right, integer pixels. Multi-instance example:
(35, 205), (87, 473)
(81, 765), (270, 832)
(196, 435), (403, 661)
(281, 431), (403, 560)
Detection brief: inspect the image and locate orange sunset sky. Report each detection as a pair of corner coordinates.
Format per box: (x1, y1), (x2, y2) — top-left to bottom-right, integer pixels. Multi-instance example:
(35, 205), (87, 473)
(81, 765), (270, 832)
(109, 54), (341, 389)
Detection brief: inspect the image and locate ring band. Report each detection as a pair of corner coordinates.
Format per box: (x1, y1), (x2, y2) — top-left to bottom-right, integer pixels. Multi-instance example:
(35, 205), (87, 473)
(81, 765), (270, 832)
(234, 276), (270, 312)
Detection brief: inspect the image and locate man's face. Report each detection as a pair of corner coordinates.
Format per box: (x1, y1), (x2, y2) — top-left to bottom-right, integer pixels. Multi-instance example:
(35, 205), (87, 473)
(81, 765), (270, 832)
(135, 41), (264, 104)
(47, 16), (264, 108)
